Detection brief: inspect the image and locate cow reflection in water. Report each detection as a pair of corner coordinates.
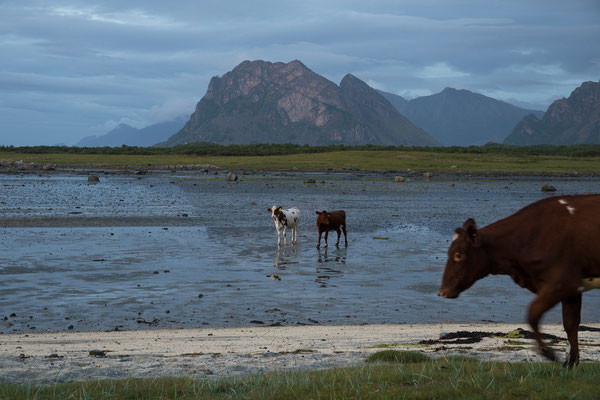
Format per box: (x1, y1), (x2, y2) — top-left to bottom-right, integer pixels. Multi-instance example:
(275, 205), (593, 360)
(317, 247), (347, 264)
(273, 246), (298, 270)
(316, 247), (346, 287)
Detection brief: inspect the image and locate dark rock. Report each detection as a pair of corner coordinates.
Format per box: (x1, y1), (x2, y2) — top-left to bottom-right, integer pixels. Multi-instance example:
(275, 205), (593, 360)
(305, 179), (316, 184)
(226, 172), (238, 181)
(89, 350), (106, 357)
(541, 184), (557, 192)
(88, 176), (100, 182)
(250, 320), (264, 324)
(394, 176), (406, 182)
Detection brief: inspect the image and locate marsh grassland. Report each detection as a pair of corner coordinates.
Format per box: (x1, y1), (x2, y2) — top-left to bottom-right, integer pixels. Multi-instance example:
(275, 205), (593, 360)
(1, 149), (599, 174)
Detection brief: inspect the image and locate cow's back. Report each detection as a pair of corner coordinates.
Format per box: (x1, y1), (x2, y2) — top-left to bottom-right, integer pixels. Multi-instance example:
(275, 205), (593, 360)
(329, 210), (346, 227)
(284, 208), (300, 228)
(484, 194), (600, 277)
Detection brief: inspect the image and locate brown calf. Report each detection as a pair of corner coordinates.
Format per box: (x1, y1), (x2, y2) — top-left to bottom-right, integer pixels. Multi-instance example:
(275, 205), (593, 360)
(438, 194), (600, 367)
(315, 210), (348, 248)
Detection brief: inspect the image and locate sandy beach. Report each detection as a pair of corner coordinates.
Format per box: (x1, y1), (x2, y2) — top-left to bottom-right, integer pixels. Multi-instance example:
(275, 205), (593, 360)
(1, 323), (599, 384)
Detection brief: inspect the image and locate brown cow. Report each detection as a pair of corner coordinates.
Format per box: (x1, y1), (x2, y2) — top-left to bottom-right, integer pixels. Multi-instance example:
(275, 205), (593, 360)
(315, 210), (348, 248)
(438, 194), (600, 367)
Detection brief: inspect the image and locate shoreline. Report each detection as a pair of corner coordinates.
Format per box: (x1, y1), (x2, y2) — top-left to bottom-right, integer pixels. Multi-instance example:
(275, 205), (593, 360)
(0, 161), (598, 178)
(1, 323), (599, 384)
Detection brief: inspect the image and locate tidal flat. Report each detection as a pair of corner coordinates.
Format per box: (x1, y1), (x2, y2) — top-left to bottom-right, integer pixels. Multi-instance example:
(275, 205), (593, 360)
(1, 171), (599, 334)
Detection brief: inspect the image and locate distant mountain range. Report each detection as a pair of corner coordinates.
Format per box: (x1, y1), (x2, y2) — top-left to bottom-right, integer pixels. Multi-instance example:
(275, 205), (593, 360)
(504, 81), (600, 145)
(80, 60), (597, 148)
(159, 60), (439, 147)
(77, 117), (187, 147)
(378, 88), (544, 146)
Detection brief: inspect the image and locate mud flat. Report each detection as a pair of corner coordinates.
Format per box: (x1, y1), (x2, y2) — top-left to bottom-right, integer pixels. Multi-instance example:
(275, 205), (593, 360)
(1, 323), (599, 384)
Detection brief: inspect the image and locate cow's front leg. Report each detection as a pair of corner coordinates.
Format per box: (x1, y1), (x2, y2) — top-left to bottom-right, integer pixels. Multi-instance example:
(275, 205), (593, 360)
(562, 293), (582, 368)
(527, 289), (565, 362)
(317, 230), (322, 248)
(276, 226), (281, 248)
(324, 230), (329, 247)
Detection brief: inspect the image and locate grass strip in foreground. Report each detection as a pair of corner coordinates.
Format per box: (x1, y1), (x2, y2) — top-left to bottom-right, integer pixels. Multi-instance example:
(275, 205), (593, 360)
(1, 351), (599, 399)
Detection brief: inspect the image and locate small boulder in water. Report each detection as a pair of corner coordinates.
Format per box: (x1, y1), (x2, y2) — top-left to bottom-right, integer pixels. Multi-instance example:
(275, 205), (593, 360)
(541, 184), (557, 192)
(226, 172), (238, 181)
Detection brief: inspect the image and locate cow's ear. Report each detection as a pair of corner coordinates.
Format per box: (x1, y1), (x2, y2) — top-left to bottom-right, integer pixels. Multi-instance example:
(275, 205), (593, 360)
(462, 218), (480, 247)
(267, 208), (272, 212)
(327, 214), (331, 218)
(315, 211), (320, 215)
(278, 206), (282, 211)
(452, 228), (462, 242)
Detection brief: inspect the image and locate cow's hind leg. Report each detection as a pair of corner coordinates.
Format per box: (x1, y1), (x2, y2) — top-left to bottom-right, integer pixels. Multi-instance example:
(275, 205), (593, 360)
(342, 224), (348, 246)
(527, 288), (570, 362)
(561, 294), (582, 368)
(335, 228), (341, 246)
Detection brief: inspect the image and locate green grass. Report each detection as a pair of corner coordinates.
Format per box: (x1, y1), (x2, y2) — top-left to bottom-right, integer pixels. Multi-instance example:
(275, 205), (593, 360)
(1, 150), (600, 175)
(2, 352), (599, 399)
(366, 350), (432, 363)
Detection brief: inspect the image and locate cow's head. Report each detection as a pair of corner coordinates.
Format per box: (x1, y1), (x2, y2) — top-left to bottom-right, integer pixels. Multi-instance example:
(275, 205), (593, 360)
(268, 206), (282, 219)
(315, 210), (330, 228)
(438, 218), (489, 299)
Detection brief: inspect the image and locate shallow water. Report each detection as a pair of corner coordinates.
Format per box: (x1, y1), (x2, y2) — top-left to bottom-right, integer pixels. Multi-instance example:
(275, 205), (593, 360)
(1, 172), (599, 333)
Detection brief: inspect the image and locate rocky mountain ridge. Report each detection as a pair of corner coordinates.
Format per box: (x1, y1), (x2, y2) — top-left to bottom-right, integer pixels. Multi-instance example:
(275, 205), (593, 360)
(161, 60), (439, 147)
(504, 81), (600, 145)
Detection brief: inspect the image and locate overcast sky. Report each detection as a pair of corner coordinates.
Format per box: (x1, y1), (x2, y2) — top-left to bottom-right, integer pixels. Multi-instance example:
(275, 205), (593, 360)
(1, 1), (599, 146)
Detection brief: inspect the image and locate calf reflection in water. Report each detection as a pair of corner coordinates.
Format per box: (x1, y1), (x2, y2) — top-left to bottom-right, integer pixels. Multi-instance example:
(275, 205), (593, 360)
(317, 247), (347, 264)
(316, 247), (346, 287)
(273, 246), (298, 270)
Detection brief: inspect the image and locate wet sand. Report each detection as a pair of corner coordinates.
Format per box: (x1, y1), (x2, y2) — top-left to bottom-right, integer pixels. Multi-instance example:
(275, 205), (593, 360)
(1, 323), (599, 384)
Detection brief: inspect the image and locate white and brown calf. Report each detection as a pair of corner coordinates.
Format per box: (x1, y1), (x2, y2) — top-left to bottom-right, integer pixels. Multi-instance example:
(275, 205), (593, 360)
(268, 206), (300, 247)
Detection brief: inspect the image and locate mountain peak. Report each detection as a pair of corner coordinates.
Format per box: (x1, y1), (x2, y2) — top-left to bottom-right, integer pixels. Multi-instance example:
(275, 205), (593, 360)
(163, 60), (439, 146)
(505, 81), (600, 145)
(387, 87), (544, 146)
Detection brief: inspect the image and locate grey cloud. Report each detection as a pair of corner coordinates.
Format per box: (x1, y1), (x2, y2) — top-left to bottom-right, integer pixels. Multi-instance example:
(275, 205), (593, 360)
(0, 0), (598, 145)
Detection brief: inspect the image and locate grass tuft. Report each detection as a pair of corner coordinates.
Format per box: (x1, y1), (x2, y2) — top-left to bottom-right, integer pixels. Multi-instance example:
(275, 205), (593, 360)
(366, 350), (432, 363)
